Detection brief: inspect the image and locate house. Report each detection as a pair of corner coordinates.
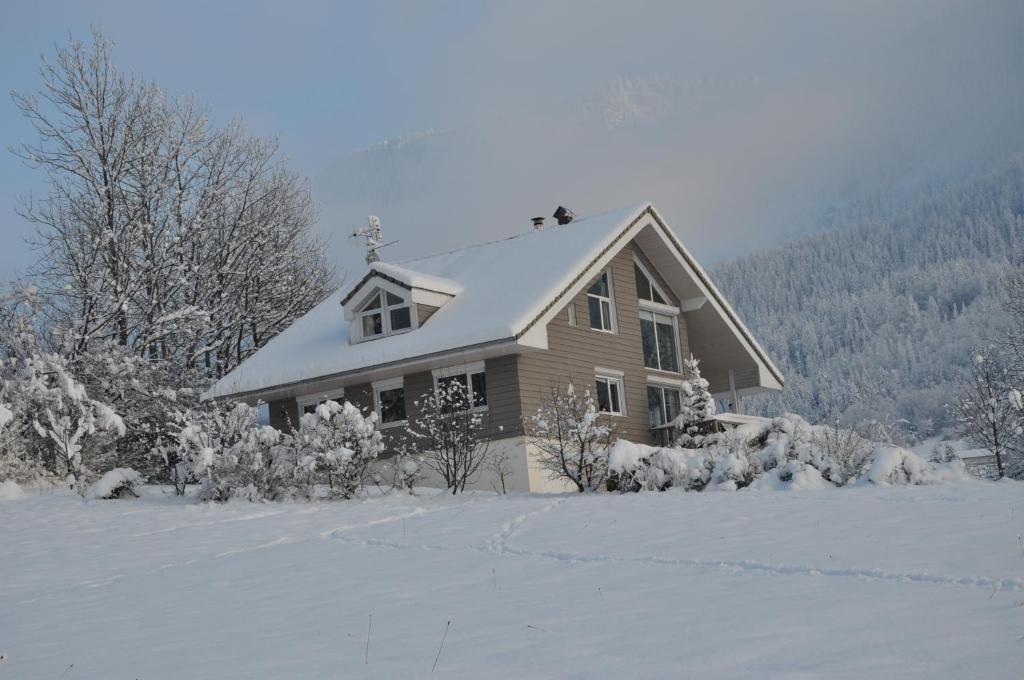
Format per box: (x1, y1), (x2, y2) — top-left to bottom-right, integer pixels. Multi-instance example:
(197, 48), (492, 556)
(203, 202), (784, 491)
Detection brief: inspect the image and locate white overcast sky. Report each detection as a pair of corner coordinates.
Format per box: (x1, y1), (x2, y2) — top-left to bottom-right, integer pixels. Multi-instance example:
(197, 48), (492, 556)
(2, 1), (1023, 281)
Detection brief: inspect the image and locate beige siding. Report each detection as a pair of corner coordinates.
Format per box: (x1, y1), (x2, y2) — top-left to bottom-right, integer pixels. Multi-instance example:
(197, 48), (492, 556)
(516, 240), (691, 445)
(484, 354), (524, 437)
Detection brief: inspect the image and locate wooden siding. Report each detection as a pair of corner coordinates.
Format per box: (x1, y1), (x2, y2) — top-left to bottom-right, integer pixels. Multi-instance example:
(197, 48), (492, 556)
(516, 240), (691, 445)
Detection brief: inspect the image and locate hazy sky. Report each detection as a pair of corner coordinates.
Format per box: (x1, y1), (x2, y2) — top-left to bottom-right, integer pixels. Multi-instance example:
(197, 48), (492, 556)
(2, 1), (1023, 282)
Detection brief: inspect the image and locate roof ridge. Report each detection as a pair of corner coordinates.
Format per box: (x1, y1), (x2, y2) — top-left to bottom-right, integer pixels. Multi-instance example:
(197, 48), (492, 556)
(392, 203), (649, 267)
(395, 232), (525, 266)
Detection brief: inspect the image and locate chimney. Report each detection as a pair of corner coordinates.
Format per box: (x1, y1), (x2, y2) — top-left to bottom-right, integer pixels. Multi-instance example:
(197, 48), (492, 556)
(531, 216), (545, 230)
(553, 206), (575, 225)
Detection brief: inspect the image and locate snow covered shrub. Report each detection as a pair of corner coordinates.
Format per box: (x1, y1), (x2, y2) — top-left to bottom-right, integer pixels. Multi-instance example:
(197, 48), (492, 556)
(866, 446), (965, 485)
(0, 391), (53, 485)
(526, 383), (616, 492)
(17, 353), (126, 495)
(930, 442), (962, 464)
(374, 446), (423, 494)
(811, 420), (873, 485)
(73, 342), (201, 481)
(176, 402), (292, 501)
(406, 380), (492, 494)
(291, 400), (383, 499)
(89, 467), (145, 499)
(748, 460), (829, 491)
(608, 440), (711, 492)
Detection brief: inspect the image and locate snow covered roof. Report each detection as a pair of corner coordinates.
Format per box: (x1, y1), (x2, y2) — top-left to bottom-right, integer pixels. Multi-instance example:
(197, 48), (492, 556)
(205, 203), (650, 399)
(203, 201), (784, 401)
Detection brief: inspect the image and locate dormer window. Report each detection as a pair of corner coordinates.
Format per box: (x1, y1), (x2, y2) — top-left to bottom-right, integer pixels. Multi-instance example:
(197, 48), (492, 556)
(358, 289), (412, 339)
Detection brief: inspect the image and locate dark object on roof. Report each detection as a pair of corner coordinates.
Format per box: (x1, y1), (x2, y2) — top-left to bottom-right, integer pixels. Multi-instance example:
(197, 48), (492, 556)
(553, 206), (575, 225)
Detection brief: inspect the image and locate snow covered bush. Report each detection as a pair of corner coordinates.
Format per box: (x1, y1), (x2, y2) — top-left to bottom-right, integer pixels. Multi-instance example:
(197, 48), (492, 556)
(608, 441), (709, 492)
(526, 383), (616, 492)
(374, 446), (423, 494)
(406, 380), (491, 494)
(611, 414), (966, 493)
(810, 419), (873, 485)
(866, 446), (966, 485)
(73, 342), (202, 481)
(176, 402), (292, 502)
(15, 354), (126, 495)
(89, 468), (146, 499)
(291, 400), (383, 499)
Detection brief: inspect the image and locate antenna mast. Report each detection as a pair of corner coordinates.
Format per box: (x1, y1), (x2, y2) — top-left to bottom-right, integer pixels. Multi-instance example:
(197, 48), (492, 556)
(352, 215), (390, 265)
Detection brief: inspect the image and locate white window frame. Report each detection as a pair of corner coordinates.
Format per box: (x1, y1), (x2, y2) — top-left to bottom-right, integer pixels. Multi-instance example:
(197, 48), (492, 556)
(639, 307), (682, 374)
(431, 361), (488, 413)
(298, 389), (346, 415)
(354, 287), (415, 342)
(587, 268), (618, 333)
(372, 376), (407, 429)
(633, 257), (671, 305)
(567, 301), (577, 327)
(594, 369), (626, 417)
(646, 382), (683, 429)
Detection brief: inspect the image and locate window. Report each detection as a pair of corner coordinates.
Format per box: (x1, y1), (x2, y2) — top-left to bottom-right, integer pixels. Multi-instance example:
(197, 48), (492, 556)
(299, 392), (345, 415)
(595, 373), (626, 416)
(433, 363), (487, 412)
(358, 289), (412, 340)
(640, 310), (680, 373)
(648, 385), (682, 428)
(373, 378), (406, 426)
(567, 302), (577, 326)
(587, 270), (616, 332)
(634, 262), (667, 304)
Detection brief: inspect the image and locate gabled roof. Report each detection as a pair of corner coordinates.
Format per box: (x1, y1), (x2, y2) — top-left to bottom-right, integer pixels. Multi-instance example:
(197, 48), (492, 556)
(340, 262), (463, 305)
(203, 202), (782, 401)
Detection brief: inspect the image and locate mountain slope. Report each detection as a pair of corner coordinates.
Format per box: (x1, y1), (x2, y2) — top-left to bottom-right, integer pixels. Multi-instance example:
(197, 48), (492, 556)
(714, 159), (1024, 435)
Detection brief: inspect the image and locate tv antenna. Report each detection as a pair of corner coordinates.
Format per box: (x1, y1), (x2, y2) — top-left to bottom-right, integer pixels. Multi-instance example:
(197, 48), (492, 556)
(351, 215), (398, 264)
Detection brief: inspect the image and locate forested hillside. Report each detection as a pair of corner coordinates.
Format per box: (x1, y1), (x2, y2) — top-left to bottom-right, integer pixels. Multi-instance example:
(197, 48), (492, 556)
(714, 158), (1024, 436)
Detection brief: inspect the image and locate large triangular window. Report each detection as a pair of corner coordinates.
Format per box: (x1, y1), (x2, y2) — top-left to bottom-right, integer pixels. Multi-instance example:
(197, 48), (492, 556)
(358, 289), (412, 339)
(634, 262), (667, 304)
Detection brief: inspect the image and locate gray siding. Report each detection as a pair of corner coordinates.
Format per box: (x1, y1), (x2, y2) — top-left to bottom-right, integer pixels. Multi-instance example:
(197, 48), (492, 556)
(516, 241), (691, 445)
(269, 397), (299, 432)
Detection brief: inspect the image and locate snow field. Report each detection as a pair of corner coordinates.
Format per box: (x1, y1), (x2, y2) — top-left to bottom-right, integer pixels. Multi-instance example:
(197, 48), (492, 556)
(1, 481), (1023, 678)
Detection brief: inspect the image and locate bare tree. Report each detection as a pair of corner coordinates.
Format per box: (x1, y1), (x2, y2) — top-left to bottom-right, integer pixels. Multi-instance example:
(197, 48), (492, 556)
(954, 350), (1021, 478)
(525, 382), (616, 492)
(487, 446), (514, 494)
(406, 380), (491, 494)
(10, 30), (335, 379)
(812, 417), (872, 485)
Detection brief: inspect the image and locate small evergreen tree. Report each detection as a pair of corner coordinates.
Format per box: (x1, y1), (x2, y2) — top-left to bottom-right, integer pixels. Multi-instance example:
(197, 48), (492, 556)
(673, 356), (716, 448)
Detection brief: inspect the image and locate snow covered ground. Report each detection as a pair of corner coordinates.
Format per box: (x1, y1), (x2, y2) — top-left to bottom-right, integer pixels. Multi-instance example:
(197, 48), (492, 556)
(2, 481), (1023, 679)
